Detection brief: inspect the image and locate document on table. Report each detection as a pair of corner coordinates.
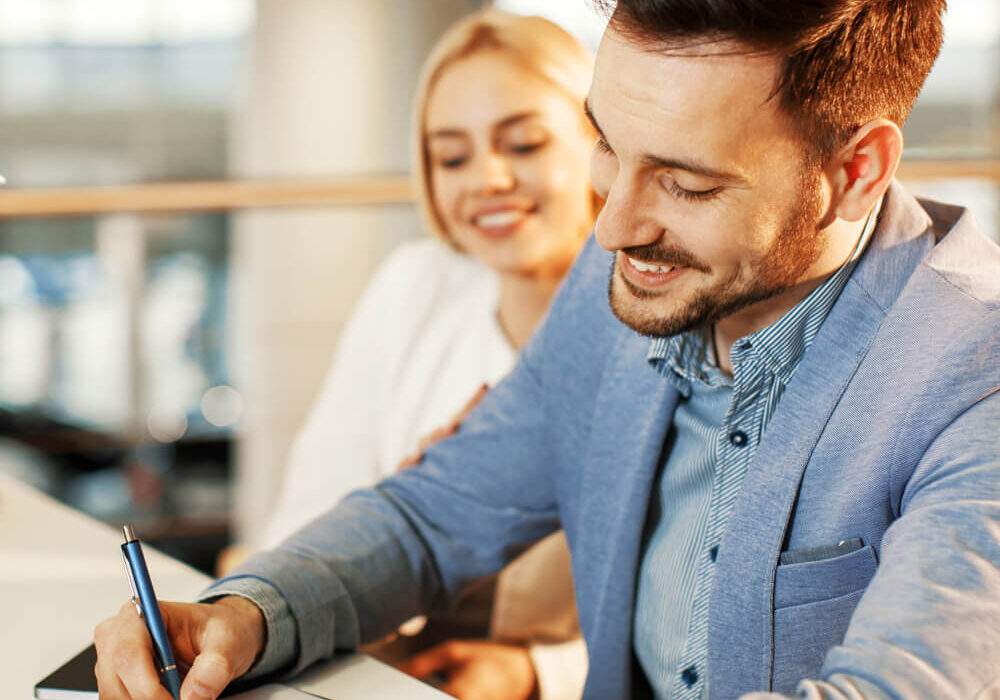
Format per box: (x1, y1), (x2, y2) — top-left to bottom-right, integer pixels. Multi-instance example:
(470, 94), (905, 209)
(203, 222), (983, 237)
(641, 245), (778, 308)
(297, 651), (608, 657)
(289, 654), (451, 699)
(227, 686), (322, 700)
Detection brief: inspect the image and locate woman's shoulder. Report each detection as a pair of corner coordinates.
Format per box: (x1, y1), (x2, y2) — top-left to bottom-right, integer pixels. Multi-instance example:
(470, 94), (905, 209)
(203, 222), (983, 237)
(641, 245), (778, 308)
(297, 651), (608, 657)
(372, 237), (498, 306)
(382, 237), (491, 277)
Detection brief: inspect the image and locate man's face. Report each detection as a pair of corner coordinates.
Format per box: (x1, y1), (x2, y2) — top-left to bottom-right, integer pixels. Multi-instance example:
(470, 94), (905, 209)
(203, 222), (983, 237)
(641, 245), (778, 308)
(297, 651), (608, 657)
(588, 27), (829, 338)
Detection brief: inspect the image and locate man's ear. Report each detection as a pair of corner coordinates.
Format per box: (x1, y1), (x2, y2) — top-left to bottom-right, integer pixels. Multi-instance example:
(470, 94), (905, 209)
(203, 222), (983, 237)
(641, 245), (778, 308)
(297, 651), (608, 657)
(824, 119), (902, 222)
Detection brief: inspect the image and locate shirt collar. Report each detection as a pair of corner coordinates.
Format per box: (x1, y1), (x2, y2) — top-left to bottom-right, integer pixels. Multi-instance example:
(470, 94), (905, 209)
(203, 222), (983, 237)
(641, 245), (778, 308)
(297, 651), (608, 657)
(648, 197), (882, 387)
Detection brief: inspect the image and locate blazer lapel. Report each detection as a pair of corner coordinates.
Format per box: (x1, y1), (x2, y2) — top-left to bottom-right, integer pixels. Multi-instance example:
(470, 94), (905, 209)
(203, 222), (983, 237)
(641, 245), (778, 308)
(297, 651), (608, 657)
(708, 276), (884, 698)
(707, 183), (935, 699)
(577, 328), (679, 699)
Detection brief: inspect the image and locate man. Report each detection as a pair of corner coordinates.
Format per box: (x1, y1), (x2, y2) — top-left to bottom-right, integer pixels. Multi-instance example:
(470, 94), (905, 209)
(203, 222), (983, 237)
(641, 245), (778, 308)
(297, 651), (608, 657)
(95, 1), (1000, 699)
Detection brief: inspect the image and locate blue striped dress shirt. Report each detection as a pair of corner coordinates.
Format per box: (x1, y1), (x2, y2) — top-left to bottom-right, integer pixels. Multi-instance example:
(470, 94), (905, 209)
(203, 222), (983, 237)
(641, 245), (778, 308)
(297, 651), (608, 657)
(634, 206), (879, 700)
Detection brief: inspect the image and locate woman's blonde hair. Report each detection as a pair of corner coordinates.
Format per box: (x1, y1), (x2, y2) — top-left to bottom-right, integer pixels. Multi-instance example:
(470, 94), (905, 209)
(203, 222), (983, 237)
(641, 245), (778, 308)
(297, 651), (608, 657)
(411, 9), (596, 243)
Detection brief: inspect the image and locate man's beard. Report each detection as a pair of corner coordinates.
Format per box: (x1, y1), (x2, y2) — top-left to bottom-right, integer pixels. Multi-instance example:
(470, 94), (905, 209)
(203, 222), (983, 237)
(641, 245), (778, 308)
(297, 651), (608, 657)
(607, 172), (826, 338)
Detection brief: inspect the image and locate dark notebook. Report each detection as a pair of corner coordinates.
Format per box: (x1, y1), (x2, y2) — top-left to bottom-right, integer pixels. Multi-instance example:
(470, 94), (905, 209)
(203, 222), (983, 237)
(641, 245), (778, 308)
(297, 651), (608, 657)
(35, 645), (98, 699)
(35, 644), (265, 699)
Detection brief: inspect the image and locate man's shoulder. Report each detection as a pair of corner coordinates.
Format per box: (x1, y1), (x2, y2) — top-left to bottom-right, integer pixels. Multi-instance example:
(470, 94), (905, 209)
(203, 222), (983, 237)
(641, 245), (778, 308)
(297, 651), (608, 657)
(891, 192), (999, 333)
(856, 190), (1000, 395)
(853, 183), (999, 318)
(920, 202), (1000, 310)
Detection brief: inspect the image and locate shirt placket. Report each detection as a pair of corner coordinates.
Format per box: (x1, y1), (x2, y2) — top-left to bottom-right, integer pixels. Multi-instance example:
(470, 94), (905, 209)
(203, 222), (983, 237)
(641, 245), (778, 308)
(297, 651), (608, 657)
(668, 356), (766, 700)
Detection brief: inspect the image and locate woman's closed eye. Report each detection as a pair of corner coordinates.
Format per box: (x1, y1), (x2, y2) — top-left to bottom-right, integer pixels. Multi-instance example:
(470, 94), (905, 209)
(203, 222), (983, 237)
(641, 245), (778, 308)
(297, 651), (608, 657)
(507, 139), (547, 155)
(438, 155), (468, 169)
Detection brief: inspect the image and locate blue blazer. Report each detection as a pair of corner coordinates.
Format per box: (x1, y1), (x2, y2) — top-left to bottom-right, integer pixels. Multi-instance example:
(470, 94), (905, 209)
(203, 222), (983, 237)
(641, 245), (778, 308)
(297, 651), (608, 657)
(228, 182), (1000, 699)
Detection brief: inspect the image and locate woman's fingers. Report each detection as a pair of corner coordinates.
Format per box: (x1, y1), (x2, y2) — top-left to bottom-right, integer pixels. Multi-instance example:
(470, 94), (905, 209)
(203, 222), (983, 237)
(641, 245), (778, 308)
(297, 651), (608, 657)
(399, 640), (471, 679)
(397, 384), (491, 472)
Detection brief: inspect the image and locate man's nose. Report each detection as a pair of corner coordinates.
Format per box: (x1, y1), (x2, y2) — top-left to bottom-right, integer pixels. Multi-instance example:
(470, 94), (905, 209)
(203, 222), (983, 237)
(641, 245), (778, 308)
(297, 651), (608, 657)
(594, 170), (660, 252)
(470, 151), (515, 195)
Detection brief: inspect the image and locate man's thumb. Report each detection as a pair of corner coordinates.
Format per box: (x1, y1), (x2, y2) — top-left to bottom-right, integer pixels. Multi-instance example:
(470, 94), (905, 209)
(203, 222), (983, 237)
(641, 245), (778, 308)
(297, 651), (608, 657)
(180, 651), (234, 700)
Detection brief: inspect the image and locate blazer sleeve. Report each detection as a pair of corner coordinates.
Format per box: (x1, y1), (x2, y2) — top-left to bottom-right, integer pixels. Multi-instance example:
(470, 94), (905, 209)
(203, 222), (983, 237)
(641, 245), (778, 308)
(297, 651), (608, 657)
(208, 247), (594, 676)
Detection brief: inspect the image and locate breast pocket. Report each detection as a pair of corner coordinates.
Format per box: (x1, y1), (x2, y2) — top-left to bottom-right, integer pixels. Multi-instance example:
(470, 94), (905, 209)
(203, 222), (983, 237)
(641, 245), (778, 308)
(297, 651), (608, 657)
(771, 544), (878, 694)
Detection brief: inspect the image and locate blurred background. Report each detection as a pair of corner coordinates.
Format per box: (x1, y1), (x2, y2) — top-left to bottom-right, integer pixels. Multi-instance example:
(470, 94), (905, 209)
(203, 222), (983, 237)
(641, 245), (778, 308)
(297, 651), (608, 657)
(0, 0), (995, 573)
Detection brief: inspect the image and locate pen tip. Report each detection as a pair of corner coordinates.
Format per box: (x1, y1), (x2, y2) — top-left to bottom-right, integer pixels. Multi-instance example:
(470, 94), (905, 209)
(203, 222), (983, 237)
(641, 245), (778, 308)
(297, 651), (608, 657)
(122, 524), (136, 542)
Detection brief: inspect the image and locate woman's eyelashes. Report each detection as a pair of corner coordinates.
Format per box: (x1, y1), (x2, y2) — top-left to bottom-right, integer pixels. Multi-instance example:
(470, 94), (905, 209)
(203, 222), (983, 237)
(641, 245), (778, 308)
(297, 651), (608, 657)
(439, 155), (468, 169)
(432, 139), (547, 170)
(507, 139), (547, 155)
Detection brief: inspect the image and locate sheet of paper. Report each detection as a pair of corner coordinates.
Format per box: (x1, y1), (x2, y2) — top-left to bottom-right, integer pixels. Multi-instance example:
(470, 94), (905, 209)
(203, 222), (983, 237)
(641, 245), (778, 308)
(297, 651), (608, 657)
(291, 654), (450, 700)
(228, 684), (324, 700)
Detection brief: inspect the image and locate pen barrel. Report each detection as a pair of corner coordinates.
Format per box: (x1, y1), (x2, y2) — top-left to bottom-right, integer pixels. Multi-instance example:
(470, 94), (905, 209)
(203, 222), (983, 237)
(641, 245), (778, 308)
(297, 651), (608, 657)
(121, 541), (182, 700)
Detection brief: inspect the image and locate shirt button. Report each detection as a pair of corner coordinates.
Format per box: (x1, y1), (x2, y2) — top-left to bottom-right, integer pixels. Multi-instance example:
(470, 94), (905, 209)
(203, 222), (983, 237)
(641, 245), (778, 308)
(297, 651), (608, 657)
(709, 545), (719, 562)
(681, 666), (699, 686)
(729, 430), (748, 447)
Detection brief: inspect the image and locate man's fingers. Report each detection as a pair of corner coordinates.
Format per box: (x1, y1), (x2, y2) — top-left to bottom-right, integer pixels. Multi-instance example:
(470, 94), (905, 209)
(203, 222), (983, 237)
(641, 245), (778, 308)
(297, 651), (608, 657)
(95, 603), (173, 700)
(400, 641), (469, 679)
(95, 655), (131, 700)
(180, 651), (234, 700)
(114, 643), (176, 700)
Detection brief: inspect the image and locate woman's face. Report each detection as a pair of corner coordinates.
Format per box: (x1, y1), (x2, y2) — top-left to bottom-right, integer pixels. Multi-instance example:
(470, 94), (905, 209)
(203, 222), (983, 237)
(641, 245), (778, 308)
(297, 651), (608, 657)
(424, 51), (595, 280)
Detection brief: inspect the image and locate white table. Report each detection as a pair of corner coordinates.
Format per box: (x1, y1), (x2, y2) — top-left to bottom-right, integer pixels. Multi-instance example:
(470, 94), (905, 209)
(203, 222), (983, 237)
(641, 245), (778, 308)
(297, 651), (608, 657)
(0, 473), (446, 699)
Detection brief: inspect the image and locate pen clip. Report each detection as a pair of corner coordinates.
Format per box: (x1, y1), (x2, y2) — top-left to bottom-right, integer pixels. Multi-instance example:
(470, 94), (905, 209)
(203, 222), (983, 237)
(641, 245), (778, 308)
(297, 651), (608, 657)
(121, 549), (144, 618)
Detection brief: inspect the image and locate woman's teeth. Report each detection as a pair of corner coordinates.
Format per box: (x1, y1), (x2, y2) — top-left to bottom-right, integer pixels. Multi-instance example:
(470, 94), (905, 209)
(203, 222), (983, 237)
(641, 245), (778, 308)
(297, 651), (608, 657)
(474, 210), (525, 228)
(628, 256), (674, 274)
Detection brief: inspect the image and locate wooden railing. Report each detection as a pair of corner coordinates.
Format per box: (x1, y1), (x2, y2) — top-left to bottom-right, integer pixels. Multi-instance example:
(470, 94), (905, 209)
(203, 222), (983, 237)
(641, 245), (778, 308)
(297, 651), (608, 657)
(0, 161), (997, 219)
(0, 176), (413, 219)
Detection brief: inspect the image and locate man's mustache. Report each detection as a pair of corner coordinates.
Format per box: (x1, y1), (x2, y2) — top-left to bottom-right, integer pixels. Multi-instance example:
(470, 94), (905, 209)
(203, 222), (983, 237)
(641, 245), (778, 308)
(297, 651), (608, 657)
(620, 243), (710, 274)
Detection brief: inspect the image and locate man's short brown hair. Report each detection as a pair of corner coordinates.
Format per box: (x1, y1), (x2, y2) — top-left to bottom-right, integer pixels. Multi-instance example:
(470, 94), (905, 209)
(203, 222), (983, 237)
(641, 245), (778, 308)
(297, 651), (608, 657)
(595, 0), (946, 160)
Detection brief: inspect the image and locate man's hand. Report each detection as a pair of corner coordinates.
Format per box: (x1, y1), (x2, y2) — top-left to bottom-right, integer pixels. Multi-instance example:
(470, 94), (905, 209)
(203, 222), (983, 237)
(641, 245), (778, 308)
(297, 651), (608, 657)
(94, 596), (266, 700)
(399, 639), (539, 700)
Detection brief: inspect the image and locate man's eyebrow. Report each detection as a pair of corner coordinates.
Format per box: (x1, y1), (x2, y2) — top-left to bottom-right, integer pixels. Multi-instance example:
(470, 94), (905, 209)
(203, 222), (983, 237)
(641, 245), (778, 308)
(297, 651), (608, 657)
(584, 98), (746, 184)
(427, 111), (540, 140)
(641, 153), (746, 184)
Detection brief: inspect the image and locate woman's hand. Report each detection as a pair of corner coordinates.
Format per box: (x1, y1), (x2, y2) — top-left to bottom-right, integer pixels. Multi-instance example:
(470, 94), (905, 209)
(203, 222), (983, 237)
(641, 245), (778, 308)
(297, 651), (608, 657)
(397, 384), (490, 470)
(94, 596), (266, 700)
(400, 639), (539, 700)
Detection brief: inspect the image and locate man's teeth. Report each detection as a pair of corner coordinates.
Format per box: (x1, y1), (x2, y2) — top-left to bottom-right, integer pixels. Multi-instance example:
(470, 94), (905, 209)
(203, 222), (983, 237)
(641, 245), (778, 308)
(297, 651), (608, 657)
(628, 256), (674, 274)
(474, 210), (525, 228)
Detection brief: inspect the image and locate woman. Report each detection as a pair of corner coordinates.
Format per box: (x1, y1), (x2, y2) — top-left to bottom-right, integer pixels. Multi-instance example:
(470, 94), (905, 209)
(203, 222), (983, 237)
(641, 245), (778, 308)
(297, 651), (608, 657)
(228, 11), (598, 700)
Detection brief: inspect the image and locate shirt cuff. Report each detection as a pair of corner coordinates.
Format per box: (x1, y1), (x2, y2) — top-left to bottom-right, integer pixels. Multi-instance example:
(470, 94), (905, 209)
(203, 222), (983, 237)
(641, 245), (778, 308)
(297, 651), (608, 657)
(198, 576), (299, 680)
(529, 637), (588, 700)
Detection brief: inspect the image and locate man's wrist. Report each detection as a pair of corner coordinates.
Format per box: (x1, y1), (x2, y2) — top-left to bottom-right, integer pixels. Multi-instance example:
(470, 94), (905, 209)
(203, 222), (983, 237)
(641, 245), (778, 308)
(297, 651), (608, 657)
(198, 576), (299, 679)
(213, 595), (267, 660)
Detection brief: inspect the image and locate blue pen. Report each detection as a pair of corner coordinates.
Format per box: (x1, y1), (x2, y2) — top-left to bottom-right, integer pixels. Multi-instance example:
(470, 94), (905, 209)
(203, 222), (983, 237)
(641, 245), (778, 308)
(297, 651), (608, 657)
(120, 524), (183, 700)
